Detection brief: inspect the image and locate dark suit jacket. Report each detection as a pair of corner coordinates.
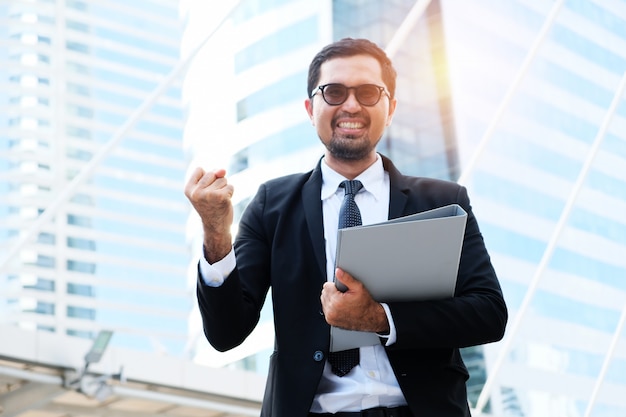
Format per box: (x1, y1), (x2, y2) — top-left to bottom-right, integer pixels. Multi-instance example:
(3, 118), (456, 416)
(197, 155), (507, 417)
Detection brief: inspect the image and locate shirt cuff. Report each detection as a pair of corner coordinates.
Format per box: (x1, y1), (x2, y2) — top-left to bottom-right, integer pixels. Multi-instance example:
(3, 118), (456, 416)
(198, 247), (236, 287)
(377, 303), (397, 346)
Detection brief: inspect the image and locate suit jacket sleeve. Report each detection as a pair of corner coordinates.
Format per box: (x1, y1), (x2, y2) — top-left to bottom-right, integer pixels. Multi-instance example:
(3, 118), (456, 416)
(196, 183), (272, 352)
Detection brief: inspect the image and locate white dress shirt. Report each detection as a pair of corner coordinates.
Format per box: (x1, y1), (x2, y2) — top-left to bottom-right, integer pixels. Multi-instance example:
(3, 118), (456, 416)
(199, 154), (407, 413)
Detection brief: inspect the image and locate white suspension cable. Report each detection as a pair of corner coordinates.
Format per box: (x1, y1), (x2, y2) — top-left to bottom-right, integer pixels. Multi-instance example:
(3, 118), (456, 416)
(385, 0), (432, 59)
(0, 1), (242, 273)
(581, 71), (626, 417)
(457, 0), (565, 186)
(584, 301), (626, 417)
(474, 70), (626, 415)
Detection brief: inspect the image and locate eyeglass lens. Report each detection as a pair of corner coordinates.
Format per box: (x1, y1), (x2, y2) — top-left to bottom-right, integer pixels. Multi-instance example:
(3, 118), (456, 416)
(321, 84), (383, 106)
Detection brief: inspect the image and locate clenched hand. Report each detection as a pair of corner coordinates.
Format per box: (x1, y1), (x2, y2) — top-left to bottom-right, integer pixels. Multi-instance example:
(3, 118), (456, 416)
(321, 268), (389, 333)
(184, 168), (234, 263)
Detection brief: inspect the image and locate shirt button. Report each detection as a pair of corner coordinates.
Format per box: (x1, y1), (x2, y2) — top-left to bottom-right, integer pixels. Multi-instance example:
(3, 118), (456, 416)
(368, 371), (376, 378)
(313, 351), (324, 362)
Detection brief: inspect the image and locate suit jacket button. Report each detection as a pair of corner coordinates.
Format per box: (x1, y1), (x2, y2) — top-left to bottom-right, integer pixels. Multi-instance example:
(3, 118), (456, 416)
(313, 351), (324, 362)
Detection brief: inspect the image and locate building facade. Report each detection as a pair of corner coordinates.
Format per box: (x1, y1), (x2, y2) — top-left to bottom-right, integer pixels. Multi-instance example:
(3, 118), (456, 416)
(442, 0), (626, 415)
(0, 0), (190, 355)
(181, 0), (481, 392)
(4, 0), (621, 415)
(184, 1), (626, 416)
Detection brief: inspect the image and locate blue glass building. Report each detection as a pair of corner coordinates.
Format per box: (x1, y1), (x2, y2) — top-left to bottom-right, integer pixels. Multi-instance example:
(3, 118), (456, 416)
(0, 0), (190, 355)
(183, 0), (626, 415)
(183, 0), (470, 381)
(442, 1), (626, 415)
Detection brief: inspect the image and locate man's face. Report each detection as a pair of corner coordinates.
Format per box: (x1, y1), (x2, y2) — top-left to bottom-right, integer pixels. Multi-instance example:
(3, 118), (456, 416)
(305, 55), (397, 162)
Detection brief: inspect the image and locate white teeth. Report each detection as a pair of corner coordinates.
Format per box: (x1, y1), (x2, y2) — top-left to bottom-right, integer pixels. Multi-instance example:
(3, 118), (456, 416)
(338, 122), (363, 129)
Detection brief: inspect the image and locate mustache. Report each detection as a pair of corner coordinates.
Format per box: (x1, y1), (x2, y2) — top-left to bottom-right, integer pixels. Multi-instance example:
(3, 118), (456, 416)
(332, 111), (370, 125)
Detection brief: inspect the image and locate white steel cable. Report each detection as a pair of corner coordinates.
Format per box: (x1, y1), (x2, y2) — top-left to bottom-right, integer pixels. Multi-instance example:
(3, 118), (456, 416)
(457, 0), (566, 186)
(583, 301), (626, 417)
(474, 70), (626, 415)
(582, 89), (626, 412)
(385, 0), (432, 59)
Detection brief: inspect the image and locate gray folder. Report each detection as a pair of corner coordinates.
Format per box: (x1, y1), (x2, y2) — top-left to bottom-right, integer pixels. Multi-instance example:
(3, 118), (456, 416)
(329, 204), (468, 352)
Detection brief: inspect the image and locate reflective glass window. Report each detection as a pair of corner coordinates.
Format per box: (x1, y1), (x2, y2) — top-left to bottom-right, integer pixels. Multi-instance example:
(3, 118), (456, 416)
(235, 16), (317, 73)
(67, 305), (96, 320)
(237, 71), (305, 121)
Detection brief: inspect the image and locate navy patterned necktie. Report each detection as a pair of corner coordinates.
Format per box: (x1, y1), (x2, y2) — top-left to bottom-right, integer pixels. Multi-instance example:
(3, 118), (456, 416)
(337, 180), (363, 229)
(328, 179), (363, 377)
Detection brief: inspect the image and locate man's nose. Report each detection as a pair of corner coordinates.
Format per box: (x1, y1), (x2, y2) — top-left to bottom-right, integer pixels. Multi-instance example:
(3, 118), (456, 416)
(341, 90), (362, 111)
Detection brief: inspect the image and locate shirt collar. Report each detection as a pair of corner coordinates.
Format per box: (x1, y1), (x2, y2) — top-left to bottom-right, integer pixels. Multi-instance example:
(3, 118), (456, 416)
(321, 154), (385, 201)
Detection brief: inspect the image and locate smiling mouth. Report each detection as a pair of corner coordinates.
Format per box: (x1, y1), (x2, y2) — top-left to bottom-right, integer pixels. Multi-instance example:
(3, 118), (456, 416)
(337, 121), (365, 129)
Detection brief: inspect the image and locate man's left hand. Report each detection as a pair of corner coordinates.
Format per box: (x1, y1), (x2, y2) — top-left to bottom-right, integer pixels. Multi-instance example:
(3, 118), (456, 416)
(321, 268), (390, 333)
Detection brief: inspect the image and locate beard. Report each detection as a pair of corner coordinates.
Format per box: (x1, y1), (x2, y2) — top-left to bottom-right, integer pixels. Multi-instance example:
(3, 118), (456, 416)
(323, 111), (377, 160)
(325, 133), (374, 161)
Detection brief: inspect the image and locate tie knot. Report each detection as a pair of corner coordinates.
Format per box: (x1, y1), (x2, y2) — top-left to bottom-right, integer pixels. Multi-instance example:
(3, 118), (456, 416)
(340, 180), (363, 196)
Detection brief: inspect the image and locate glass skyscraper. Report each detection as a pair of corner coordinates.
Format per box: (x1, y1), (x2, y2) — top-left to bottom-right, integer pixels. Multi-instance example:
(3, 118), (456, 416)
(184, 1), (626, 416)
(442, 1), (626, 415)
(182, 0), (480, 384)
(0, 0), (190, 355)
(182, 0), (329, 373)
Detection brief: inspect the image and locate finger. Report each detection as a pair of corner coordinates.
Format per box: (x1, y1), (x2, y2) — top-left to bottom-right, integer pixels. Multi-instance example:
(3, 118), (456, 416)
(187, 167), (205, 184)
(196, 169), (230, 191)
(202, 168), (227, 185)
(335, 268), (355, 285)
(321, 281), (337, 295)
(184, 167), (205, 196)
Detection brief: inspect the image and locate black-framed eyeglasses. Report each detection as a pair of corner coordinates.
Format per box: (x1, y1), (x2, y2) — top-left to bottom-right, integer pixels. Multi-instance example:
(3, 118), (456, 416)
(310, 83), (390, 106)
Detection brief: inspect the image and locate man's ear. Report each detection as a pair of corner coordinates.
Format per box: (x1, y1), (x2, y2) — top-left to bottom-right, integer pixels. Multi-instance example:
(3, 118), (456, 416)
(305, 98), (315, 125)
(386, 97), (397, 127)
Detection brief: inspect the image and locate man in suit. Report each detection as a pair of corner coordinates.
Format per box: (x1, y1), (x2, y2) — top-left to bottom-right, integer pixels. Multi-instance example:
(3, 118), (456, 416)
(184, 38), (507, 417)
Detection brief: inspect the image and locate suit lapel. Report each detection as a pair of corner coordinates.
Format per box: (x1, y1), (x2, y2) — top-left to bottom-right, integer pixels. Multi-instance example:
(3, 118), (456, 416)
(382, 155), (411, 219)
(302, 161), (327, 281)
(300, 156), (414, 281)
(389, 183), (409, 219)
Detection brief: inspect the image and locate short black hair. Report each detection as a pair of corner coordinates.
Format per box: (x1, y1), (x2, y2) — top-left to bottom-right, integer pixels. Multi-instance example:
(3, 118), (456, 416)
(307, 38), (397, 99)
